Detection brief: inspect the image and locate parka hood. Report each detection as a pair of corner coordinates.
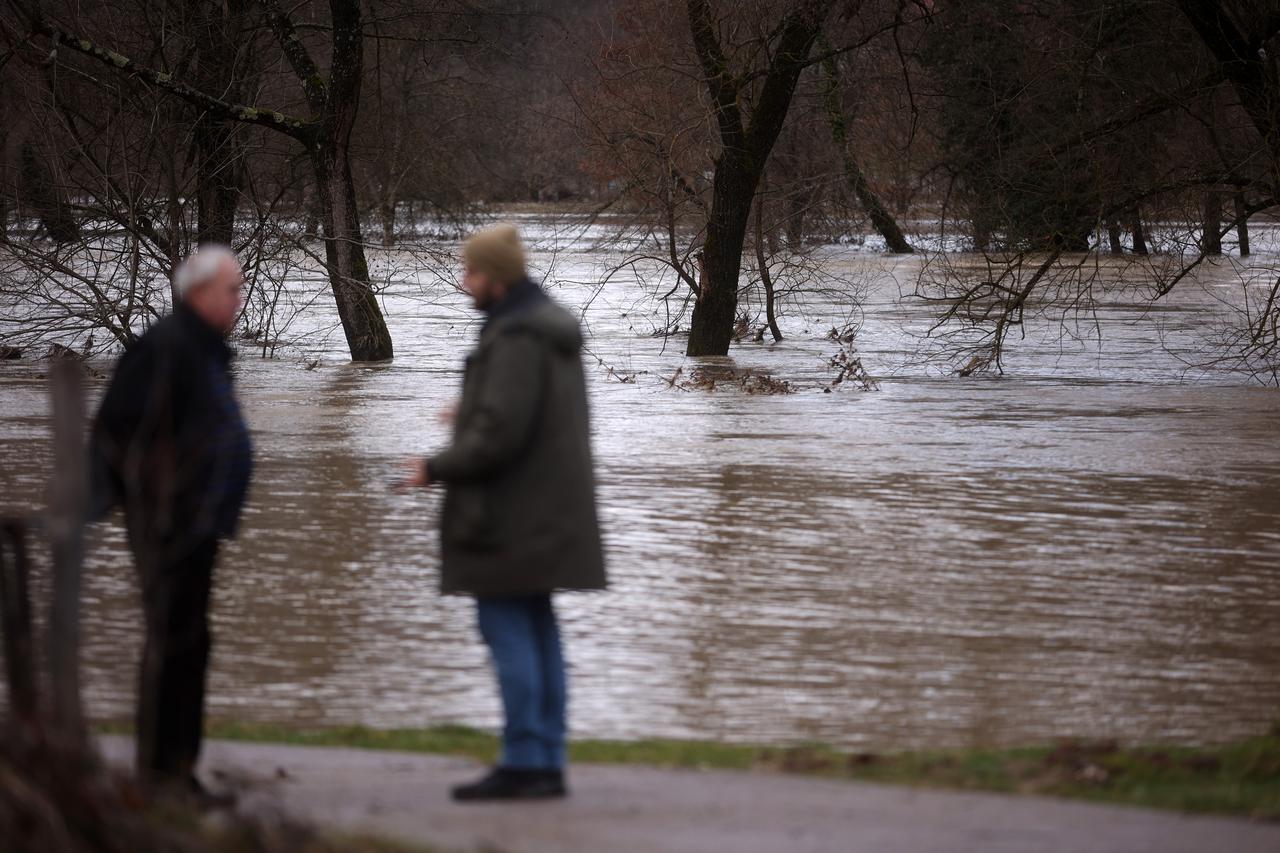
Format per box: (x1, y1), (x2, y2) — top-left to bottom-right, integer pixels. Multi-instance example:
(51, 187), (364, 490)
(491, 298), (584, 354)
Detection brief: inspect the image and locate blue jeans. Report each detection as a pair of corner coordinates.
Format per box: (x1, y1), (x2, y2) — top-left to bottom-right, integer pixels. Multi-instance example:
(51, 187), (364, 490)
(476, 594), (567, 770)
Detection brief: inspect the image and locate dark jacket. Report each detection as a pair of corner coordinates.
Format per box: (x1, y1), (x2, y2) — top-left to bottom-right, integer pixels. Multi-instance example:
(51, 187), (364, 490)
(428, 280), (606, 596)
(89, 304), (252, 551)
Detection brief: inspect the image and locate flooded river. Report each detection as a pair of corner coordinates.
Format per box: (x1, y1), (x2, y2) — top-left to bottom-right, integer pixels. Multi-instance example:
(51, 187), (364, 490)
(2, 221), (1279, 750)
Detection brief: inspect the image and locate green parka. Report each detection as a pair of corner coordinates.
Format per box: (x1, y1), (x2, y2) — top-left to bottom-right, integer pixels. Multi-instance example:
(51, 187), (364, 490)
(428, 285), (606, 596)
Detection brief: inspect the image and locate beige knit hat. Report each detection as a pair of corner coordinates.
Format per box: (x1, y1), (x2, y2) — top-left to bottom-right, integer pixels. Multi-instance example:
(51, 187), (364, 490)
(463, 223), (526, 285)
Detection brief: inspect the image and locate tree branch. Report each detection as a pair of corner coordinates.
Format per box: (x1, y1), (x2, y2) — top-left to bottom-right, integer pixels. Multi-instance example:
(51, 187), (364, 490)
(260, 0), (329, 114)
(743, 1), (828, 158)
(687, 0), (745, 146)
(31, 19), (313, 140)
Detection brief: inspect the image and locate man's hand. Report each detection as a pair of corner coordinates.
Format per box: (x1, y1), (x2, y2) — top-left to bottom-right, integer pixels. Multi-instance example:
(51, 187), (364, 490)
(397, 458), (431, 490)
(438, 400), (459, 427)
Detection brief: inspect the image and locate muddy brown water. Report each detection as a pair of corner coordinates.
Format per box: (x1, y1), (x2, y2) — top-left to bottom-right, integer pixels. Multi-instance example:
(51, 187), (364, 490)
(2, 227), (1279, 750)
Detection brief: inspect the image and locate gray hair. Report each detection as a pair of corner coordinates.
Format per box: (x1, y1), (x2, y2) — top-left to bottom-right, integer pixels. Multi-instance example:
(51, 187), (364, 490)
(173, 244), (239, 299)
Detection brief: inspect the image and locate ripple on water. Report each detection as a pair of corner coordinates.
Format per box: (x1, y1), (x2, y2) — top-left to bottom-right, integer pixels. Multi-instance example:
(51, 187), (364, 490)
(2, 238), (1279, 749)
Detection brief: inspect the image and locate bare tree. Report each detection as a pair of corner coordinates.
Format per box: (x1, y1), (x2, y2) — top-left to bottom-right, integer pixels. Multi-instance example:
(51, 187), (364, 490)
(912, 0), (1280, 379)
(819, 43), (913, 254)
(683, 0), (831, 356)
(22, 1), (395, 361)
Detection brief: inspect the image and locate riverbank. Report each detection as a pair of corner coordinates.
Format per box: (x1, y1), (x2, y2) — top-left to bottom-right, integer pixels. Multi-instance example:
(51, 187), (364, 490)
(93, 734), (1280, 853)
(101, 720), (1280, 820)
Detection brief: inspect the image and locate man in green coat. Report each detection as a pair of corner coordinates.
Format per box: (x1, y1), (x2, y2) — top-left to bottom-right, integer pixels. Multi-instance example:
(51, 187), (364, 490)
(404, 224), (606, 800)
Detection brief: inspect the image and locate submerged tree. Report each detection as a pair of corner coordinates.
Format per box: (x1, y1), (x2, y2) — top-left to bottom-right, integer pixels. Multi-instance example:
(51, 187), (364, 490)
(580, 0), (925, 355)
(18, 142), (79, 245)
(916, 0), (1280, 378)
(819, 46), (913, 254)
(22, 0), (394, 362)
(683, 0), (831, 356)
(921, 0), (1105, 251)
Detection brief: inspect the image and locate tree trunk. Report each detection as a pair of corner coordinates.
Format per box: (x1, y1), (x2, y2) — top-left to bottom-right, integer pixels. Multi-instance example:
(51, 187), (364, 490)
(1129, 206), (1148, 255)
(303, 184), (320, 241)
(312, 145), (393, 361)
(192, 3), (246, 247)
(684, 0), (826, 357)
(783, 192), (807, 250)
(1058, 223), (1093, 252)
(319, 0), (391, 361)
(1107, 219), (1123, 254)
(1201, 189), (1222, 255)
(20, 143), (79, 244)
(257, 0), (391, 360)
(972, 217), (992, 253)
(380, 196), (396, 247)
(688, 155), (756, 356)
(283, 0), (392, 362)
(194, 124), (241, 246)
(1234, 192), (1250, 257)
(755, 193), (782, 342)
(821, 53), (912, 254)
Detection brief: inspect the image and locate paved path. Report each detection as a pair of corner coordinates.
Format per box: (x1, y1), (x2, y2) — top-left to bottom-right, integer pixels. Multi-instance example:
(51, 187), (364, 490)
(99, 736), (1280, 853)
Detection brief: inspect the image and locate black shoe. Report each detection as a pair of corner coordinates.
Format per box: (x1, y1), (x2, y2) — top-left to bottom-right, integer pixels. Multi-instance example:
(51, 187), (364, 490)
(539, 769), (568, 797)
(451, 767), (567, 802)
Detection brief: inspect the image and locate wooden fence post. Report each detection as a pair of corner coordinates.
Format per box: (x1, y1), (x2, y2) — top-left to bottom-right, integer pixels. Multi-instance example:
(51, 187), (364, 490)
(47, 360), (87, 745)
(0, 519), (38, 723)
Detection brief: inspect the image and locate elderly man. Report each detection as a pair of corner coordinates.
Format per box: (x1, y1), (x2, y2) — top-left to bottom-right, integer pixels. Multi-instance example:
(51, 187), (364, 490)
(404, 224), (606, 801)
(89, 245), (251, 803)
